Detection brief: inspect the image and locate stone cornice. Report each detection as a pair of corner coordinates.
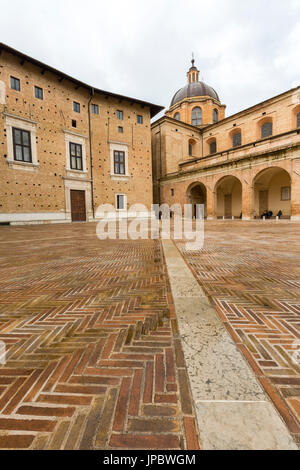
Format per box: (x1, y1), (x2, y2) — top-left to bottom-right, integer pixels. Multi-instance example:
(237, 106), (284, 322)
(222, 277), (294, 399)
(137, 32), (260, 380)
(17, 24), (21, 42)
(151, 115), (201, 133)
(63, 129), (88, 139)
(2, 111), (38, 125)
(179, 129), (300, 167)
(159, 141), (300, 183)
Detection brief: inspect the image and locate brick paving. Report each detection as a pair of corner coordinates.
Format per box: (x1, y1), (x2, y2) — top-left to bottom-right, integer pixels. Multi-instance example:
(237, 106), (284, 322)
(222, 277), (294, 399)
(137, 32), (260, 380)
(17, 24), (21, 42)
(176, 220), (300, 446)
(0, 223), (199, 450)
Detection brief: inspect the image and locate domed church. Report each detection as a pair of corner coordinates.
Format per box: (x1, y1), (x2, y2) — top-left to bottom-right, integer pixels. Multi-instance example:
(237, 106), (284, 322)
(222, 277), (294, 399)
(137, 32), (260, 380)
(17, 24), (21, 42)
(152, 57), (300, 220)
(165, 57), (226, 127)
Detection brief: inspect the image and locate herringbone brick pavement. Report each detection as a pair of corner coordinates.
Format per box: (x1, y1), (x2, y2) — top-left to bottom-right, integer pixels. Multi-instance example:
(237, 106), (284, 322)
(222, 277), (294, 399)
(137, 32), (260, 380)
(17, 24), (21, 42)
(0, 223), (199, 450)
(177, 220), (300, 446)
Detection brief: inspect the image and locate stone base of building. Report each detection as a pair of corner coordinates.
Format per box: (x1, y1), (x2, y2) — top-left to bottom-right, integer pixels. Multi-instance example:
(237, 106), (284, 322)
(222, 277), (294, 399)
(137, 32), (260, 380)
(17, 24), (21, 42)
(0, 211), (155, 226)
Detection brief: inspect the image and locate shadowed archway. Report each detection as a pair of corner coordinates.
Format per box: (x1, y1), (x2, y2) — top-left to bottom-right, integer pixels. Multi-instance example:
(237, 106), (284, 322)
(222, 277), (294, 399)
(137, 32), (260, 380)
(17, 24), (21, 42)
(187, 182), (207, 218)
(215, 175), (242, 219)
(253, 167), (291, 218)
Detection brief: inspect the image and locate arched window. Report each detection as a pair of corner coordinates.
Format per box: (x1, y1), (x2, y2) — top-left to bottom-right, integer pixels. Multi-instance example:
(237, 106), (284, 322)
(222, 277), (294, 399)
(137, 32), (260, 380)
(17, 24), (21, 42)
(297, 112), (300, 128)
(213, 109), (218, 123)
(192, 107), (202, 126)
(261, 122), (272, 138)
(232, 132), (242, 147)
(188, 139), (196, 157)
(174, 112), (181, 121)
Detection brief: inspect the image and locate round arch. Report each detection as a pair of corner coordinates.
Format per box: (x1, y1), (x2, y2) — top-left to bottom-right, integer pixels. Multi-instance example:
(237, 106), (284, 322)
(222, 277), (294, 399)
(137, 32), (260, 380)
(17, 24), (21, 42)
(253, 166), (291, 218)
(186, 181), (207, 218)
(214, 175), (242, 219)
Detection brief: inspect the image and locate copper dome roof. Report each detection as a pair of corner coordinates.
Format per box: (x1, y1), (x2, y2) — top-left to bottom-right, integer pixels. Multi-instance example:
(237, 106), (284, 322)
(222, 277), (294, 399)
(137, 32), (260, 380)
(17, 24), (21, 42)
(170, 81), (219, 107)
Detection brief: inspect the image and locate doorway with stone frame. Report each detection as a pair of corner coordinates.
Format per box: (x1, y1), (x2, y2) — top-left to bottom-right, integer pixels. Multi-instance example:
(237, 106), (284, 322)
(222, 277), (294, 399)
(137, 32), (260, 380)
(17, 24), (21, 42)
(70, 189), (86, 222)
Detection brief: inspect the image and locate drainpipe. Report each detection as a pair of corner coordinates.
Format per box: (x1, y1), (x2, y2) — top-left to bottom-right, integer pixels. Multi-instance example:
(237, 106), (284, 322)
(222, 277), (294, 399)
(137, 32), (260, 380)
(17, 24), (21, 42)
(159, 124), (162, 205)
(88, 87), (95, 219)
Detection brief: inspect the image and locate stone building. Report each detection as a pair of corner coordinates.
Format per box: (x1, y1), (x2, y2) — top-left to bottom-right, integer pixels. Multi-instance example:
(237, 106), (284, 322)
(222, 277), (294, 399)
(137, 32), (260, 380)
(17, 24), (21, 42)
(152, 60), (300, 220)
(0, 43), (163, 225)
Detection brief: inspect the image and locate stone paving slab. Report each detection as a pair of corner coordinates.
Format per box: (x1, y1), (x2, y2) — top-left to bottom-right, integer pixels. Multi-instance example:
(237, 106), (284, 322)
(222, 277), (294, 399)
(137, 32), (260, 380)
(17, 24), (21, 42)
(163, 238), (298, 450)
(0, 223), (200, 450)
(175, 220), (300, 448)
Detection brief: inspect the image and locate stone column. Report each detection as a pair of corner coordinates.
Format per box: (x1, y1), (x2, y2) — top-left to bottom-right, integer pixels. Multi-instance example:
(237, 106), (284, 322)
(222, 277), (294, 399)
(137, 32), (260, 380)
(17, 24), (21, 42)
(242, 182), (254, 220)
(291, 160), (300, 220)
(206, 187), (216, 220)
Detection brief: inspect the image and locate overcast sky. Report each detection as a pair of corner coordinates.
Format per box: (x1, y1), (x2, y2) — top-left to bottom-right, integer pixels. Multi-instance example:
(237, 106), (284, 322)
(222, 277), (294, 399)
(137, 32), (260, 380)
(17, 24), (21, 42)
(1, 0), (300, 119)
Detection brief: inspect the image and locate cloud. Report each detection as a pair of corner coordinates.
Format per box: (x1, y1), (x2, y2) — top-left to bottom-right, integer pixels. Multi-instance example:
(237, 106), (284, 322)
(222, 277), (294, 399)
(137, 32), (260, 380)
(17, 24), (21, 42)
(274, 20), (300, 86)
(0, 0), (299, 117)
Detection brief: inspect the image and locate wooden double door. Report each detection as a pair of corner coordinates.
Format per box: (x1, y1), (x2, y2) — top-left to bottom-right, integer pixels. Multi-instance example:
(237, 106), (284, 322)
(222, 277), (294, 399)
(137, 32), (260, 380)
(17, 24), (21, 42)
(70, 190), (86, 222)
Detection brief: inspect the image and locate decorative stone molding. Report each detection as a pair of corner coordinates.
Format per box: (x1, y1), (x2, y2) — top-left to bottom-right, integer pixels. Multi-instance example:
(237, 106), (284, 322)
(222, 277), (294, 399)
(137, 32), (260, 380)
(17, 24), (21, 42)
(0, 81), (6, 105)
(3, 112), (39, 171)
(109, 141), (129, 178)
(115, 193), (127, 212)
(63, 179), (93, 222)
(64, 130), (88, 178)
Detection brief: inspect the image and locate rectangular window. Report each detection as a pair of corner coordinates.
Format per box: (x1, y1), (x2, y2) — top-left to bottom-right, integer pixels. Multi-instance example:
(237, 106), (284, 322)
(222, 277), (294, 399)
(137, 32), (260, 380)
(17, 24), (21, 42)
(117, 110), (123, 120)
(261, 122), (272, 138)
(116, 194), (125, 210)
(209, 141), (217, 154)
(72, 120), (77, 128)
(233, 132), (241, 147)
(171, 188), (174, 196)
(297, 112), (300, 128)
(10, 76), (20, 91)
(114, 150), (125, 174)
(137, 115), (143, 124)
(92, 104), (99, 115)
(34, 86), (43, 100)
(281, 186), (291, 201)
(69, 142), (83, 170)
(118, 126), (123, 133)
(12, 128), (32, 162)
(73, 101), (80, 113)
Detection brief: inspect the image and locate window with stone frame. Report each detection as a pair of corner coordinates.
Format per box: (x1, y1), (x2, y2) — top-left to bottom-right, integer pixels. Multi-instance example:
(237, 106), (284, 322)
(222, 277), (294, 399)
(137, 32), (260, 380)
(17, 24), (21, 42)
(12, 128), (32, 162)
(114, 150), (125, 175)
(69, 142), (83, 170)
(116, 194), (125, 210)
(174, 112), (181, 121)
(261, 122), (272, 138)
(297, 112), (300, 128)
(137, 115), (143, 124)
(209, 140), (217, 154)
(232, 132), (242, 147)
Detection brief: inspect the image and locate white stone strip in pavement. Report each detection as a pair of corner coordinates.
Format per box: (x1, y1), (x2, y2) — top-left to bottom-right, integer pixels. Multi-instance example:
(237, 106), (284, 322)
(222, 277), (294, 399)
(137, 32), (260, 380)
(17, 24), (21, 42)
(162, 239), (298, 450)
